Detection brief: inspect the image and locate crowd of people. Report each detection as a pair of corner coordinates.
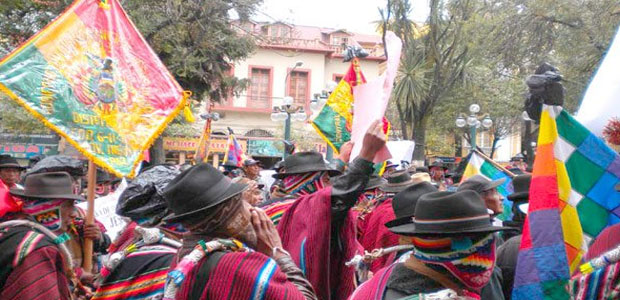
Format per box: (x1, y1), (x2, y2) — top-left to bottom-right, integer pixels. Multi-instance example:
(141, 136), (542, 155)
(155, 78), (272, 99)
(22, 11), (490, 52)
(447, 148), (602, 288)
(0, 120), (618, 300)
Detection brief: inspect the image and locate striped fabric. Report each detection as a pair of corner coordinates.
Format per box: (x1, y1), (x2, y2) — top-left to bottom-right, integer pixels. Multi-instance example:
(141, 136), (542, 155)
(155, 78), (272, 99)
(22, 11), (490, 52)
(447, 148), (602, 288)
(568, 262), (620, 300)
(14, 231), (45, 267)
(512, 105), (620, 299)
(93, 245), (176, 300)
(178, 251), (306, 300)
(264, 199), (296, 226)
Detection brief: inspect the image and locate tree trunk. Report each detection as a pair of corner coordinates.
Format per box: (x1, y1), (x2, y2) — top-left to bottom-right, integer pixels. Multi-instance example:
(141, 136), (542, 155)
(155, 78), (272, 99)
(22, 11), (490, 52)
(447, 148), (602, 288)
(396, 100), (408, 139)
(149, 136), (166, 165)
(412, 117), (428, 162)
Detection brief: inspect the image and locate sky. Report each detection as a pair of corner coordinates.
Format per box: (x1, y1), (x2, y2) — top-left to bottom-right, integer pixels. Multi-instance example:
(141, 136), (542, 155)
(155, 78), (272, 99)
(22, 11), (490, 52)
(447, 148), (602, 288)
(255, 0), (430, 34)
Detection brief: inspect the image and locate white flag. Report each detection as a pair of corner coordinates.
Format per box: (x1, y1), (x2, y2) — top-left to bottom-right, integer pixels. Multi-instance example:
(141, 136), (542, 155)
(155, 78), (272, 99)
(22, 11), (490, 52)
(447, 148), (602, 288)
(576, 26), (620, 136)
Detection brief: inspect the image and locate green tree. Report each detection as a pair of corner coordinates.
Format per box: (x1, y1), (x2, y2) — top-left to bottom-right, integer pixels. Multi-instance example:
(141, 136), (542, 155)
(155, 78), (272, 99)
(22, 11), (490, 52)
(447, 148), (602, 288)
(1, 0), (261, 163)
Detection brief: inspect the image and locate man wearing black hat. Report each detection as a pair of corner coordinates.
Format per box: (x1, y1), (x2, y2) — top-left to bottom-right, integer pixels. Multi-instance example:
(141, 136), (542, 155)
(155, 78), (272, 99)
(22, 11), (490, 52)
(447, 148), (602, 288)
(1, 172), (89, 298)
(26, 155), (110, 282)
(428, 159), (449, 188)
(351, 190), (513, 299)
(357, 170), (416, 272)
(161, 163), (317, 300)
(360, 181), (437, 273)
(273, 120), (386, 300)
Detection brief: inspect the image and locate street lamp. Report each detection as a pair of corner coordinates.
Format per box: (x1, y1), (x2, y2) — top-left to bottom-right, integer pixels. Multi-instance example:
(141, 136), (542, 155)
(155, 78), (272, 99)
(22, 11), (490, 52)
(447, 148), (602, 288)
(455, 104), (493, 152)
(271, 96), (307, 158)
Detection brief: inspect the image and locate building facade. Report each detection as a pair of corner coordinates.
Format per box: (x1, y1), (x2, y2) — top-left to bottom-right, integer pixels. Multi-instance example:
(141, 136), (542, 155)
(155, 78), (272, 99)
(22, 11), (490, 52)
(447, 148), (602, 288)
(204, 21), (385, 163)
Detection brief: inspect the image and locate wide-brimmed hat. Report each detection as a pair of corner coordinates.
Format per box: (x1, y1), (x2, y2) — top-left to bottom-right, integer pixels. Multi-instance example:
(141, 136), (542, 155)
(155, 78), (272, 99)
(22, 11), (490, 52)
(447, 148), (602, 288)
(273, 151), (341, 179)
(457, 175), (506, 194)
(398, 190), (514, 236)
(0, 155), (26, 170)
(365, 175), (387, 191)
(385, 182), (438, 233)
(507, 174), (531, 202)
(380, 170), (415, 193)
(163, 164), (247, 222)
(10, 172), (84, 201)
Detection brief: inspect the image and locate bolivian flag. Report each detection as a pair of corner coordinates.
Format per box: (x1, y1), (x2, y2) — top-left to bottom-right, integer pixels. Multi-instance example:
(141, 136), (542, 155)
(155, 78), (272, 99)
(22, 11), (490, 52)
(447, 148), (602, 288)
(312, 58), (366, 154)
(0, 0), (188, 178)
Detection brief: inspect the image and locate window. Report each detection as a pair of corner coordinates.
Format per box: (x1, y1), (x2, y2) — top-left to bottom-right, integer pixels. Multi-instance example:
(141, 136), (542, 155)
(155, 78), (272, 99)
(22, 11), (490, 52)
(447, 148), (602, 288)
(248, 68), (271, 109)
(288, 71), (309, 106)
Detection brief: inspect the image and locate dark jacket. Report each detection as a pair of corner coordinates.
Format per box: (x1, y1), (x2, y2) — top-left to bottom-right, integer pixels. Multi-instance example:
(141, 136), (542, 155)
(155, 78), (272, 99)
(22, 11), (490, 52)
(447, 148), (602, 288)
(496, 234), (522, 300)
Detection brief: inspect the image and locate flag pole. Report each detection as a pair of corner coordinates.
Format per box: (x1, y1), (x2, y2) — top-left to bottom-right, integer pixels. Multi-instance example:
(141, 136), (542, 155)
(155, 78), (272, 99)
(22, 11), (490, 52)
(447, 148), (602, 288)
(473, 149), (516, 178)
(82, 160), (96, 273)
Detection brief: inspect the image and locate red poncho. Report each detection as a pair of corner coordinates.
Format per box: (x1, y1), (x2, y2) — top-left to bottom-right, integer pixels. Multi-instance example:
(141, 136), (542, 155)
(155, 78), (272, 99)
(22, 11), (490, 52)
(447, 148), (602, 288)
(358, 199), (400, 273)
(277, 187), (362, 300)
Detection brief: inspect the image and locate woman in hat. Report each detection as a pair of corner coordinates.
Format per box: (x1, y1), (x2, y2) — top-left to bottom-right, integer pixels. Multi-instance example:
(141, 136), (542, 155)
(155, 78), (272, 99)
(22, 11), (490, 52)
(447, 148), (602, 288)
(350, 190), (513, 300)
(2, 172), (91, 299)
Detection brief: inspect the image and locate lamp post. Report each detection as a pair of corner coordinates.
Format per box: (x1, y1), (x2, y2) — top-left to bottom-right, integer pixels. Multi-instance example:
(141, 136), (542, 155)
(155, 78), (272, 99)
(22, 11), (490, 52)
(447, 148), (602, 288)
(271, 96), (307, 158)
(455, 104), (493, 153)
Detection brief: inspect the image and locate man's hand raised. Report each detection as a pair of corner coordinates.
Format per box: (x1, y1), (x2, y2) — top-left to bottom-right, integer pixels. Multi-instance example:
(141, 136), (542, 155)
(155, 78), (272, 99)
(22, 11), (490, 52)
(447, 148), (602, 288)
(358, 120), (387, 162)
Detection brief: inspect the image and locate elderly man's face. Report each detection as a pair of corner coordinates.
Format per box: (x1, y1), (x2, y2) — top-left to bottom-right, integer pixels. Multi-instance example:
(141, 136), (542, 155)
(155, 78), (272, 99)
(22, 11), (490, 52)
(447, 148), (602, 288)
(244, 165), (260, 178)
(224, 201), (258, 248)
(482, 188), (503, 215)
(0, 168), (21, 186)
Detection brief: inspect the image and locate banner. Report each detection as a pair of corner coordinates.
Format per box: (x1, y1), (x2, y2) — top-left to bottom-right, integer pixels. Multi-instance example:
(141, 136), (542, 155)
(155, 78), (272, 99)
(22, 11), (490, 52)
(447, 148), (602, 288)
(312, 58), (366, 154)
(77, 179), (128, 240)
(512, 105), (620, 299)
(0, 0), (188, 178)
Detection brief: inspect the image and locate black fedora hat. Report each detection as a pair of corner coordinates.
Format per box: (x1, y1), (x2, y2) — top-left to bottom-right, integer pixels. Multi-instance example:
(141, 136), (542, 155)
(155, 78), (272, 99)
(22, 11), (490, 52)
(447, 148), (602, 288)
(273, 151), (341, 179)
(507, 174), (531, 202)
(0, 155), (26, 170)
(457, 175), (506, 194)
(365, 175), (387, 191)
(385, 181), (437, 233)
(10, 172), (84, 201)
(380, 170), (414, 193)
(163, 164), (247, 222)
(398, 190), (513, 236)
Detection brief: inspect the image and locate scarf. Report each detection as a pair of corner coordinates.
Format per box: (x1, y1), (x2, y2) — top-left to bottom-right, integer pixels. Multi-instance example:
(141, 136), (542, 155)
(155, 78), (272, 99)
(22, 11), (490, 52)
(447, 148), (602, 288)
(412, 233), (496, 292)
(22, 198), (65, 231)
(282, 171), (327, 196)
